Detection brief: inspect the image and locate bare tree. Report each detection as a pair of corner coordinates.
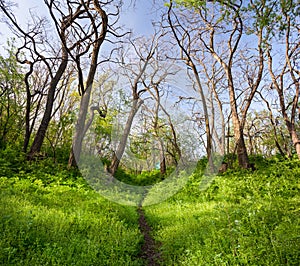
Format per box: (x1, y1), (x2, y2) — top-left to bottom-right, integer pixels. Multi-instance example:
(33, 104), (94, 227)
(105, 22), (185, 175)
(167, 4), (215, 171)
(149, 84), (183, 169)
(108, 35), (157, 176)
(60, 0), (115, 167)
(0, 1), (77, 157)
(167, 0), (265, 168)
(256, 91), (286, 157)
(266, 10), (300, 159)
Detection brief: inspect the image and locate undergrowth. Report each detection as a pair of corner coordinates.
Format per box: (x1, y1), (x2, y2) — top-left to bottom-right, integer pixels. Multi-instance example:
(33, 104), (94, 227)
(144, 157), (300, 265)
(1, 148), (300, 265)
(0, 157), (144, 266)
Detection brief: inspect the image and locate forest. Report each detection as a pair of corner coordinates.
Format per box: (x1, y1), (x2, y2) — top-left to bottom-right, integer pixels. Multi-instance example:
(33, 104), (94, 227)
(0, 0), (299, 265)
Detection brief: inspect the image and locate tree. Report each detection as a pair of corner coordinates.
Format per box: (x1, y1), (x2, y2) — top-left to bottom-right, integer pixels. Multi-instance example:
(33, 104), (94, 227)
(0, 44), (25, 148)
(0, 0), (117, 163)
(169, 0), (265, 168)
(44, 74), (78, 162)
(263, 1), (300, 159)
(167, 4), (215, 171)
(0, 0), (73, 157)
(108, 35), (157, 176)
(65, 0), (121, 168)
(106, 23), (189, 176)
(256, 91), (286, 157)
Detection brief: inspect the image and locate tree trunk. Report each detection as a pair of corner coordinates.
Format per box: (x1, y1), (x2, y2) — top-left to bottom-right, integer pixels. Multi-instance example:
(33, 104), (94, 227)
(68, 85), (93, 167)
(189, 64), (215, 172)
(228, 72), (250, 169)
(27, 47), (68, 159)
(294, 142), (300, 160)
(236, 130), (250, 168)
(68, 3), (107, 168)
(152, 86), (166, 175)
(23, 95), (31, 152)
(209, 54), (250, 169)
(108, 98), (143, 176)
(289, 126), (300, 160)
(158, 139), (166, 175)
(22, 61), (34, 153)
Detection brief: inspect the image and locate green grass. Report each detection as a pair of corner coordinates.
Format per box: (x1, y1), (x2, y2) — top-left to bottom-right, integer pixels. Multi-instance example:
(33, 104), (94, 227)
(0, 162), (144, 266)
(144, 158), (300, 265)
(1, 153), (300, 265)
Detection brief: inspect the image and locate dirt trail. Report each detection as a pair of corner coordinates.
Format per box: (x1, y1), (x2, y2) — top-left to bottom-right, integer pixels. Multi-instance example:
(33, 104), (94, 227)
(138, 207), (162, 266)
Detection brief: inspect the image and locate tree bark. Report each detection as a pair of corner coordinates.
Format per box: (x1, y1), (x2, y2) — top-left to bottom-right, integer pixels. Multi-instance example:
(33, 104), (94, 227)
(68, 1), (108, 167)
(27, 43), (68, 159)
(153, 87), (166, 175)
(68, 85), (93, 167)
(167, 6), (214, 171)
(159, 140), (166, 175)
(291, 129), (300, 160)
(108, 98), (143, 176)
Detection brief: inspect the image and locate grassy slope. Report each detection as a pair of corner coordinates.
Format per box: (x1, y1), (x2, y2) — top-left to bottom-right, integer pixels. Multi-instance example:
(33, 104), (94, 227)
(1, 154), (300, 265)
(144, 158), (300, 265)
(0, 161), (144, 266)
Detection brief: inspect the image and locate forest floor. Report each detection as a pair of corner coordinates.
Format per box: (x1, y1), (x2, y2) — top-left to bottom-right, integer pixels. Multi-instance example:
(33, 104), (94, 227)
(138, 207), (162, 266)
(1, 154), (300, 265)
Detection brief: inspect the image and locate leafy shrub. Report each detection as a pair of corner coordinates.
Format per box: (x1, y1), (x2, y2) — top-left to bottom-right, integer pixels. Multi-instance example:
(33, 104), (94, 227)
(114, 168), (165, 186)
(0, 146), (26, 177)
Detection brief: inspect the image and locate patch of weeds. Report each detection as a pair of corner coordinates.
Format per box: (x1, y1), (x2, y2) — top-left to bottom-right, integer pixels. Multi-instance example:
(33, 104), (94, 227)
(144, 158), (300, 265)
(0, 167), (144, 265)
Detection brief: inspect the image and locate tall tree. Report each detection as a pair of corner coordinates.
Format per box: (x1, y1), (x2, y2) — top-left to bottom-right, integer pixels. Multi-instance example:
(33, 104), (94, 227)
(107, 25), (184, 176)
(60, 0), (114, 167)
(262, 0), (300, 159)
(167, 3), (215, 171)
(108, 35), (157, 176)
(170, 0), (265, 168)
(0, 0), (72, 157)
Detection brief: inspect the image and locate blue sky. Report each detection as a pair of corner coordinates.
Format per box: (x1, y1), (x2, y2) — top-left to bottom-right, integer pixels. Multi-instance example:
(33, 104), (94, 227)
(0, 0), (160, 54)
(120, 0), (158, 35)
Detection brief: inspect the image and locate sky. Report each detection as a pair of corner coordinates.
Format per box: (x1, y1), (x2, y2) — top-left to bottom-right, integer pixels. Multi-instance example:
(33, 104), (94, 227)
(0, 0), (192, 101)
(0, 0), (43, 49)
(0, 0), (160, 54)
